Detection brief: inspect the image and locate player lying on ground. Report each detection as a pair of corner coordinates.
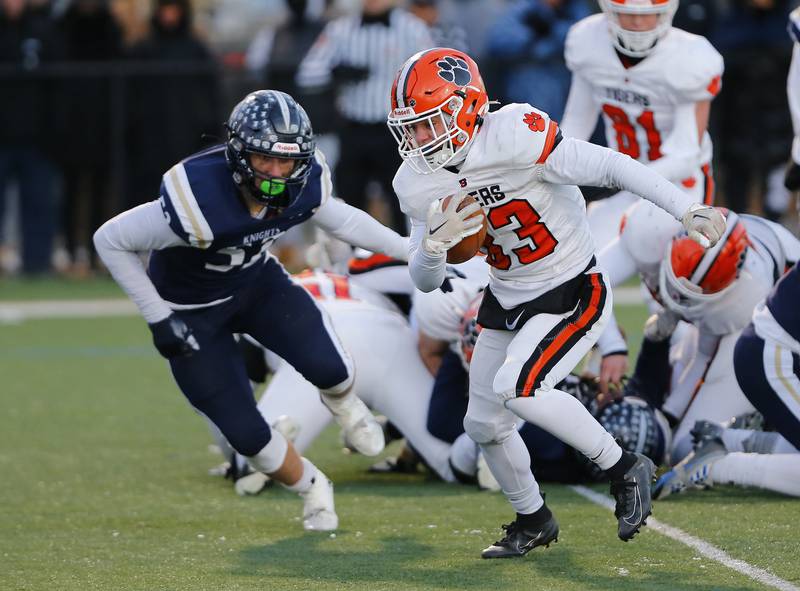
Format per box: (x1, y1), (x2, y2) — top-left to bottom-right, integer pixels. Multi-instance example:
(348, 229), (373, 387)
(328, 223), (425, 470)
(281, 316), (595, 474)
(603, 211), (800, 497)
(652, 259), (800, 499)
(94, 90), (409, 532)
(387, 47), (725, 557)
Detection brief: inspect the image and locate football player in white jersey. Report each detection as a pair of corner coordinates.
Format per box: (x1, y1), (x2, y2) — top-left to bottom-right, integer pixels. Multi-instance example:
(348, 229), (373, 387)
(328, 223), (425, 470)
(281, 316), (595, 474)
(612, 211), (800, 498)
(562, 0), (722, 258)
(386, 47), (725, 557)
(561, 0), (724, 391)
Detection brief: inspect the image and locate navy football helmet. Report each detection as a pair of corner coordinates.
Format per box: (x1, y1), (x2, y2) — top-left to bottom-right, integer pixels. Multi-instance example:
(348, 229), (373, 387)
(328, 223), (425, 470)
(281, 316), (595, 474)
(576, 395), (671, 481)
(225, 90), (316, 209)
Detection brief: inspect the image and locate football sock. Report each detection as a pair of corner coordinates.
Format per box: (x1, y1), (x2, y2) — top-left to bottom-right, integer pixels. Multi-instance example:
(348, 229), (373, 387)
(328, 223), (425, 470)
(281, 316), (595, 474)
(478, 430), (543, 515)
(282, 458), (318, 494)
(710, 453), (800, 497)
(506, 388), (623, 470)
(517, 502), (553, 528)
(247, 430), (289, 474)
(604, 451), (638, 481)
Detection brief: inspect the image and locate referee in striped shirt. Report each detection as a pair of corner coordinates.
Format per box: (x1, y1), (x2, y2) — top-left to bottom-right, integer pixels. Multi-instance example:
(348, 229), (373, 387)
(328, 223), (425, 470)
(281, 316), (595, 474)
(297, 0), (433, 232)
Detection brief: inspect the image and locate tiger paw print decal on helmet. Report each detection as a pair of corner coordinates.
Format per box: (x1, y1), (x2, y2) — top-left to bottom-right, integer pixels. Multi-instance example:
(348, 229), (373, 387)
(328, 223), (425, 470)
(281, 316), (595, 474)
(437, 56), (472, 86)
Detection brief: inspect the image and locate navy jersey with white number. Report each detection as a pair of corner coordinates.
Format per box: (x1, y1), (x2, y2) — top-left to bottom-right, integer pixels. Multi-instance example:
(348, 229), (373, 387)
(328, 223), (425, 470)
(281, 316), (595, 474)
(149, 145), (330, 304)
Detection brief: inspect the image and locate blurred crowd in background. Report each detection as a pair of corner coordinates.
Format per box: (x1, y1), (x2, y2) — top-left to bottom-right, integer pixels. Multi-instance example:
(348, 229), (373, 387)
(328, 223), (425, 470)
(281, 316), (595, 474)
(0, 0), (796, 276)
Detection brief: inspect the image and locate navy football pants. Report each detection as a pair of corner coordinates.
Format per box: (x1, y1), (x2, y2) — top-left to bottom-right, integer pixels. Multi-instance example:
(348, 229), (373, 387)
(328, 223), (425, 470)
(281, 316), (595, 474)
(735, 323), (800, 451)
(168, 260), (352, 457)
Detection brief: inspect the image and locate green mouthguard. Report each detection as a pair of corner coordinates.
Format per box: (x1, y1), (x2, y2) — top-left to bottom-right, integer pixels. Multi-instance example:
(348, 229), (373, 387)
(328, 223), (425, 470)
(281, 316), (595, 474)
(259, 178), (286, 196)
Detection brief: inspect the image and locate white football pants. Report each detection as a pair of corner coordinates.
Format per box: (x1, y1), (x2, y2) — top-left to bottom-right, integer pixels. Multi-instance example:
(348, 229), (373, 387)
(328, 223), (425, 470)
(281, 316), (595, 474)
(255, 301), (455, 481)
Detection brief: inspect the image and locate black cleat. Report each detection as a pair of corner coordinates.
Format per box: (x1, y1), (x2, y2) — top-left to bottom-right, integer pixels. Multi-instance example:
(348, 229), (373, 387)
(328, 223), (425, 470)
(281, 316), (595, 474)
(481, 516), (559, 559)
(610, 452), (656, 541)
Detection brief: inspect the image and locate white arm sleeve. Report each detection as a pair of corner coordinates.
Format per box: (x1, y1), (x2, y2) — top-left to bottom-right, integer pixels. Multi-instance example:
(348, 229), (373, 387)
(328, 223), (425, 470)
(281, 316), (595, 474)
(313, 197), (409, 261)
(93, 201), (186, 324)
(408, 218), (447, 293)
(541, 137), (694, 220)
(644, 102), (703, 183)
(789, 44), (800, 163)
(560, 73), (600, 141)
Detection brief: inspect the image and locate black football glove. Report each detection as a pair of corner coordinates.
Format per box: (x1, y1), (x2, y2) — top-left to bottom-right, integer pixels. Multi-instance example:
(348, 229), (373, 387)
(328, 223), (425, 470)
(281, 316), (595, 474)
(785, 159), (800, 192)
(149, 314), (200, 359)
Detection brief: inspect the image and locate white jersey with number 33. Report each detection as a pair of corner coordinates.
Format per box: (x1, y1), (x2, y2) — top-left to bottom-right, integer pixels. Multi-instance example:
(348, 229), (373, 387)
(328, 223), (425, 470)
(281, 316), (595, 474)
(394, 103), (596, 308)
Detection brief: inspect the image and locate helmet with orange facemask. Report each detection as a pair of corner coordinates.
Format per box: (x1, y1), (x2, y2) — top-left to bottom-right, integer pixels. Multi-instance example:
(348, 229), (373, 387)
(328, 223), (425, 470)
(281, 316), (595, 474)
(387, 48), (489, 174)
(600, 0), (678, 58)
(659, 209), (751, 316)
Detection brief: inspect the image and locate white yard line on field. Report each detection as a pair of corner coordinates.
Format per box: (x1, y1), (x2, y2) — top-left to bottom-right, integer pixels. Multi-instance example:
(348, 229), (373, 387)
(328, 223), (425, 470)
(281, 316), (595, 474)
(0, 299), (138, 322)
(0, 287), (646, 322)
(570, 485), (800, 591)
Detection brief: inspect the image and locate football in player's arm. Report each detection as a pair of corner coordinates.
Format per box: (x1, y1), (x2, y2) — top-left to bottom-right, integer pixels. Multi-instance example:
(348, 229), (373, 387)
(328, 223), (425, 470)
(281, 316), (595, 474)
(93, 90), (409, 532)
(386, 47), (724, 558)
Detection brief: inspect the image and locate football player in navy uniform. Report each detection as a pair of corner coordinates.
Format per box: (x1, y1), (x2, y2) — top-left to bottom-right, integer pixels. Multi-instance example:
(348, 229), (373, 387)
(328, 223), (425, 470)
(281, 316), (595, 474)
(94, 90), (409, 531)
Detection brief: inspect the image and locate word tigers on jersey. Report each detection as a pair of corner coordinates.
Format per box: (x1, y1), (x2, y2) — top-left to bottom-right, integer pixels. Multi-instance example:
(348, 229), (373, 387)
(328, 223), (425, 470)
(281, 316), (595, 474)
(467, 184), (507, 207)
(603, 87), (651, 107)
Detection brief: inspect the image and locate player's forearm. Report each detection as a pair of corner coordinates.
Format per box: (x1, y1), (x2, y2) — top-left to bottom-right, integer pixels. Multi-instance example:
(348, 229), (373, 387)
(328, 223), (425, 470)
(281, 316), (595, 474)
(543, 138), (693, 220)
(314, 198), (409, 260)
(93, 203), (181, 324)
(408, 221), (447, 292)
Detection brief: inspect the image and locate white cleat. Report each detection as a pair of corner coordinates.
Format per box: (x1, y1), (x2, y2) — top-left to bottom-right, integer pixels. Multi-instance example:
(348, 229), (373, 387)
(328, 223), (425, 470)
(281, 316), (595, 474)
(476, 453), (501, 492)
(654, 437), (727, 499)
(324, 395), (385, 456)
(235, 471), (271, 496)
(301, 471), (338, 531)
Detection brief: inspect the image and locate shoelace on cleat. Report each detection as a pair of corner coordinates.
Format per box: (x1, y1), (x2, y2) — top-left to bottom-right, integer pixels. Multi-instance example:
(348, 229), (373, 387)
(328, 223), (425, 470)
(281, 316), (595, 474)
(493, 522), (519, 546)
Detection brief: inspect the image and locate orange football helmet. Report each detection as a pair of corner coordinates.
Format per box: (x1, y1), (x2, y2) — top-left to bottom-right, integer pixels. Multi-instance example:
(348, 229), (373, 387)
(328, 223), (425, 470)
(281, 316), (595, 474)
(600, 0), (678, 58)
(659, 209), (751, 313)
(387, 48), (489, 174)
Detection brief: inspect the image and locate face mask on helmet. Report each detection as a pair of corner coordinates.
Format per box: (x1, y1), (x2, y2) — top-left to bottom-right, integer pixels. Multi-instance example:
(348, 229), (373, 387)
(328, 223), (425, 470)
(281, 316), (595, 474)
(659, 210), (750, 315)
(456, 292), (484, 371)
(600, 0), (677, 58)
(225, 90), (316, 209)
(387, 49), (489, 174)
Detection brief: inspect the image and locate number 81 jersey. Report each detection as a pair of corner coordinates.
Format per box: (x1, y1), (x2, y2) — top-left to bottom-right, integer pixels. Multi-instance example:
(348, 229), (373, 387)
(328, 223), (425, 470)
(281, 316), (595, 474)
(393, 103), (595, 309)
(565, 15), (723, 186)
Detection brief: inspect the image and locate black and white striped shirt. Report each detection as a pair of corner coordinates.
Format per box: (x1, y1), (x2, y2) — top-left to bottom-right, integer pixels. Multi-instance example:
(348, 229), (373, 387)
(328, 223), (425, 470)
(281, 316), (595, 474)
(297, 8), (433, 124)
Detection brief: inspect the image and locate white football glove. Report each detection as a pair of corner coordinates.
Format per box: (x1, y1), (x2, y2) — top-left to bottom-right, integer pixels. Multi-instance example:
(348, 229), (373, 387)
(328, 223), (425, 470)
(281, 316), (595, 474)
(422, 195), (484, 256)
(681, 203), (726, 248)
(644, 309), (680, 342)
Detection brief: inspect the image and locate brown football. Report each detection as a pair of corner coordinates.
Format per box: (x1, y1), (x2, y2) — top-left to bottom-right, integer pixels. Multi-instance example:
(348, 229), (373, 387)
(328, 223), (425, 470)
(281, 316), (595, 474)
(443, 194), (488, 264)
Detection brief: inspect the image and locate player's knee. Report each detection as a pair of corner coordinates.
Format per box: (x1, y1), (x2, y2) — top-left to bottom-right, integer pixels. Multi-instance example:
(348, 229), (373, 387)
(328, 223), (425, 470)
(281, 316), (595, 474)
(313, 354), (354, 396)
(463, 414), (514, 445)
(246, 429), (288, 474)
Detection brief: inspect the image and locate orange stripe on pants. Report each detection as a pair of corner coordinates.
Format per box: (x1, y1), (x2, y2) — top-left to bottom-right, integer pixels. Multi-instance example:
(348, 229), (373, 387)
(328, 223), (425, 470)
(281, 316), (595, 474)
(520, 274), (604, 397)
